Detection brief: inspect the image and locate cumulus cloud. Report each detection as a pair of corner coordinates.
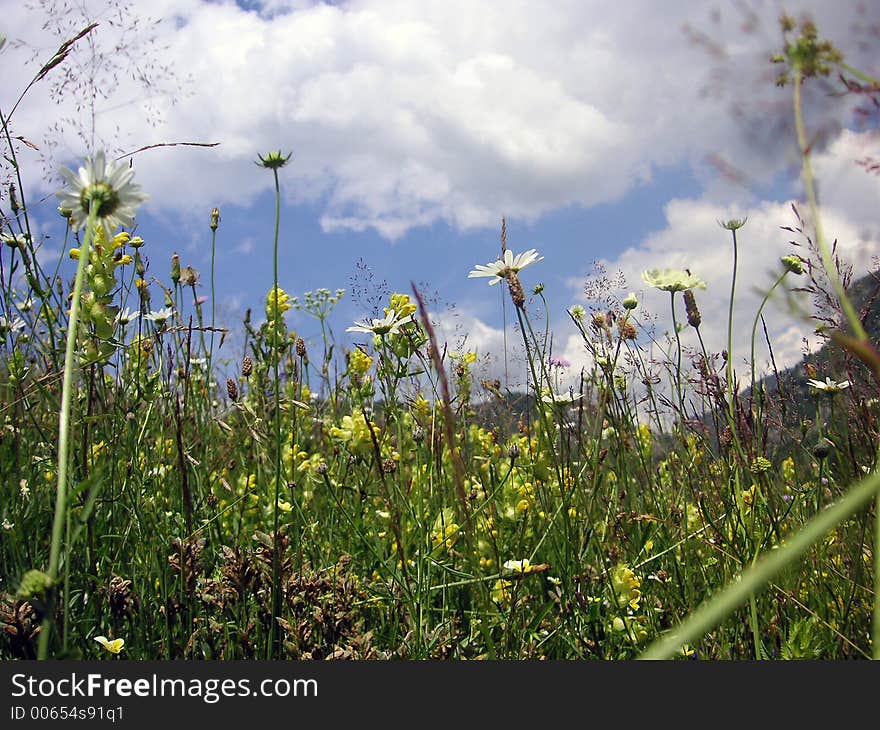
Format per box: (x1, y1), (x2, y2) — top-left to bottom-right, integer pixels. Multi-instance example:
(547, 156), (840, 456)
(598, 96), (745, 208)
(4, 0), (877, 239)
(565, 128), (880, 384)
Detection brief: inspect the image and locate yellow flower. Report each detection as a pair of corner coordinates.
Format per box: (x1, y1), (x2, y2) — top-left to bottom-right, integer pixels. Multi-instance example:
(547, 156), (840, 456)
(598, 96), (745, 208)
(94, 635), (125, 654)
(349, 348), (373, 375)
(611, 563), (642, 610)
(266, 286), (292, 316)
(385, 292), (417, 318)
(491, 579), (514, 604)
(503, 559), (534, 574)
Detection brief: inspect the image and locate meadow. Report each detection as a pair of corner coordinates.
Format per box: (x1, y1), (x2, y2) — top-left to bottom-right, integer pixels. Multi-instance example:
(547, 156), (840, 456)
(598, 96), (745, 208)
(2, 15), (880, 661)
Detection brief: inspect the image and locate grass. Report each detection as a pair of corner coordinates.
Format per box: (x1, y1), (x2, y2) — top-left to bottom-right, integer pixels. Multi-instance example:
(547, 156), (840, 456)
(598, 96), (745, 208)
(2, 15), (880, 661)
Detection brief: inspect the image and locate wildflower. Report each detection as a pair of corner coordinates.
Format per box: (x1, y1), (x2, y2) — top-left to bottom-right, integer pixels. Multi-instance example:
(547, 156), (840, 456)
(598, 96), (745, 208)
(56, 150), (148, 238)
(642, 268), (707, 293)
(750, 457), (772, 474)
(16, 570), (52, 601)
(144, 307), (174, 324)
(807, 377), (850, 395)
(114, 307), (140, 326)
(468, 248), (543, 285)
(505, 270), (527, 308)
(385, 292), (417, 318)
(503, 559), (535, 575)
(548, 356), (571, 368)
(256, 150), (292, 170)
(1, 232), (30, 248)
(210, 207), (220, 231)
(611, 563), (642, 610)
(0, 315), (25, 336)
(683, 289), (702, 328)
(2, 519), (12, 530)
(93, 635), (125, 654)
(347, 309), (413, 337)
(719, 217), (747, 231)
(618, 319), (637, 340)
(266, 286), (292, 316)
(781, 255), (804, 275)
(540, 387), (583, 405)
(349, 348), (373, 375)
(569, 305), (586, 321)
(491, 579), (514, 604)
(622, 292), (639, 310)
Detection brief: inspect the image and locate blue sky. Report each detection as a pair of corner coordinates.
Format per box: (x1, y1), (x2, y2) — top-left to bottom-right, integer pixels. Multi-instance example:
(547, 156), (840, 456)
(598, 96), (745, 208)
(3, 0), (879, 390)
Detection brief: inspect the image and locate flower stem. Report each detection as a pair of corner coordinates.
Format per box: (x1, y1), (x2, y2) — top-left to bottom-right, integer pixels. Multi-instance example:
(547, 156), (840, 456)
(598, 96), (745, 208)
(208, 223), (218, 381)
(670, 291), (685, 421)
(750, 272), (788, 450)
(792, 69), (866, 342)
(269, 168), (284, 660)
(726, 227), (739, 419)
(38, 202), (99, 660)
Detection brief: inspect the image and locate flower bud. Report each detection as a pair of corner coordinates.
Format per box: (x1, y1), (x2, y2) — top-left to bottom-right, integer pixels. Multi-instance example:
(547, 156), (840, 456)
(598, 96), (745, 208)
(781, 255), (804, 275)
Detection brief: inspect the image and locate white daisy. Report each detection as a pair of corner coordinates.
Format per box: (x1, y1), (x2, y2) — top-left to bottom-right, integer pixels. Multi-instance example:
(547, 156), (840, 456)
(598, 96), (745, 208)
(807, 377), (850, 395)
(114, 307), (140, 327)
(347, 310), (413, 336)
(144, 307), (174, 324)
(56, 150), (148, 237)
(0, 315), (25, 335)
(469, 248), (543, 285)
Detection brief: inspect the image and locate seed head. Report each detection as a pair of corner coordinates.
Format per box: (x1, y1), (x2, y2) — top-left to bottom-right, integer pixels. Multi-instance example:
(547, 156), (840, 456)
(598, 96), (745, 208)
(683, 289), (702, 328)
(505, 270), (526, 308)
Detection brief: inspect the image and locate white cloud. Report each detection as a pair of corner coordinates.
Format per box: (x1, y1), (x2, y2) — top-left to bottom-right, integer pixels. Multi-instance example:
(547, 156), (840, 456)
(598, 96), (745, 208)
(4, 0), (877, 239)
(566, 129), (880, 384)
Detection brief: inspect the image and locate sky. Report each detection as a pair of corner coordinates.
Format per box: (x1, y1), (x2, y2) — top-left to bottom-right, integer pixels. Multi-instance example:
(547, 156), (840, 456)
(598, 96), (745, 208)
(2, 0), (879, 395)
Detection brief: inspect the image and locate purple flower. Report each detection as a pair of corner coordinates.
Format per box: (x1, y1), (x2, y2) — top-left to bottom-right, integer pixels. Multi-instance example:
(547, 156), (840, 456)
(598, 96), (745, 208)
(197, 295), (208, 305)
(548, 356), (571, 369)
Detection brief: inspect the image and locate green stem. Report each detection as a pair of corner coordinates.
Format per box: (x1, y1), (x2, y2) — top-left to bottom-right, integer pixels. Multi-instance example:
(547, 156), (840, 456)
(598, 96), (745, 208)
(726, 228), (739, 419)
(208, 224), (218, 380)
(750, 272), (788, 450)
(670, 291), (684, 421)
(269, 168), (283, 660)
(792, 69), (866, 342)
(38, 202), (99, 660)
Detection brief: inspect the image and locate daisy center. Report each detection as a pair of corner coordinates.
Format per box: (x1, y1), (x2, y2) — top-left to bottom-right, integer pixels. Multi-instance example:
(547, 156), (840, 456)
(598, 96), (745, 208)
(80, 181), (120, 218)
